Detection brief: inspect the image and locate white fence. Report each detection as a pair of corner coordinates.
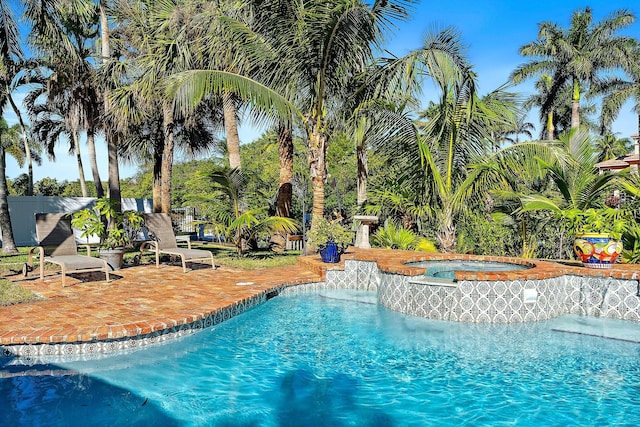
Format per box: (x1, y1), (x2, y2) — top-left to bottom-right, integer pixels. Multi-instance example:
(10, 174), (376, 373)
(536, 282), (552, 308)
(0, 196), (153, 247)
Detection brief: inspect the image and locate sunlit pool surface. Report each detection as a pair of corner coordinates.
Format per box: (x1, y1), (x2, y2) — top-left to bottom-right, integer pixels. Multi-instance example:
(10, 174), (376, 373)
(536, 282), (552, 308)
(2, 290), (640, 426)
(409, 260), (530, 280)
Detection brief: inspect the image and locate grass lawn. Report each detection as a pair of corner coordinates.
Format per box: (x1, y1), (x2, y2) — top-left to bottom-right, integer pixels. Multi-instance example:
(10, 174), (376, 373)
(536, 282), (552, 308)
(129, 241), (301, 269)
(0, 279), (43, 306)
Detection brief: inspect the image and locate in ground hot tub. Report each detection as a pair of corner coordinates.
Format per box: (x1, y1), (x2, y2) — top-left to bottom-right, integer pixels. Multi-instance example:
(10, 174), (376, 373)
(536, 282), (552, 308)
(378, 256), (548, 323)
(408, 260), (531, 281)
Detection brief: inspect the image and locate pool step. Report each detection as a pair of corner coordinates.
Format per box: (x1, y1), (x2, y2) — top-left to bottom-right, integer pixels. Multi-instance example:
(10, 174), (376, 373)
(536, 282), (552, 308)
(408, 276), (457, 287)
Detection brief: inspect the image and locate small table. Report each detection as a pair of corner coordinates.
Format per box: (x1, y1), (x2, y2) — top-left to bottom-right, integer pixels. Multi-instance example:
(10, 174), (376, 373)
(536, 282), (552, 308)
(353, 215), (378, 249)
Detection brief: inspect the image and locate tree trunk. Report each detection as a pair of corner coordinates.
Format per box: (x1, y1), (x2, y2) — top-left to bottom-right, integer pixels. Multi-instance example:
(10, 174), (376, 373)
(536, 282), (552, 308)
(571, 78), (580, 129)
(308, 130), (327, 232)
(0, 147), (18, 254)
(86, 127), (104, 197)
(152, 141), (163, 213)
(72, 131), (88, 197)
(223, 91), (241, 170)
(436, 207), (456, 253)
(6, 93), (33, 195)
(546, 111), (555, 141)
(160, 103), (175, 214)
(101, 0), (121, 209)
(356, 141), (368, 208)
(107, 132), (121, 206)
(276, 123), (293, 218)
(271, 123), (294, 252)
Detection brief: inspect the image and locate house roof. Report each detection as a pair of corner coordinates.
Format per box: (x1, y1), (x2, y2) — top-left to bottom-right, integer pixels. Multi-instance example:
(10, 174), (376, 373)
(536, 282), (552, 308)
(595, 152), (639, 171)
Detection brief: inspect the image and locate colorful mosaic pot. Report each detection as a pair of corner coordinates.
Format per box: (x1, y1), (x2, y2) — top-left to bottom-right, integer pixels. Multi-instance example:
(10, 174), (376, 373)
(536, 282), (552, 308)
(573, 233), (623, 269)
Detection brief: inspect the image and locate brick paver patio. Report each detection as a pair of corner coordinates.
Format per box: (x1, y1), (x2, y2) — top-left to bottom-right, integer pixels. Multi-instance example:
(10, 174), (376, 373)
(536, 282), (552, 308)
(0, 261), (322, 346)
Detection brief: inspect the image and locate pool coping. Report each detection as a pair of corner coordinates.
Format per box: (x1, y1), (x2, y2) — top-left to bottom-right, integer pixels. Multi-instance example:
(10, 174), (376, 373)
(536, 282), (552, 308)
(299, 249), (640, 281)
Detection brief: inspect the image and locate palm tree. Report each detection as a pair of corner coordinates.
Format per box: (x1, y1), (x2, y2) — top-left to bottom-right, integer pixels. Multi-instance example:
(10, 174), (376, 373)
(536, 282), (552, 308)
(0, 118), (20, 253)
(512, 7), (635, 130)
(593, 133), (634, 162)
(501, 115), (536, 144)
(201, 167), (298, 255)
(171, 0), (415, 233)
(417, 79), (518, 252)
(6, 123), (42, 192)
(598, 48), (640, 141)
(368, 30), (519, 252)
(97, 0), (121, 203)
(523, 75), (564, 140)
(518, 129), (619, 224)
(0, 0), (25, 253)
(29, 97), (90, 195)
(24, 0), (105, 197)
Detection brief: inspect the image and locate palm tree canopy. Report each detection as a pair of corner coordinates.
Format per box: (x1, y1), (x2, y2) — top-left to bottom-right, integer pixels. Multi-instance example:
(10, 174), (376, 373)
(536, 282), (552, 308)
(512, 7), (636, 129)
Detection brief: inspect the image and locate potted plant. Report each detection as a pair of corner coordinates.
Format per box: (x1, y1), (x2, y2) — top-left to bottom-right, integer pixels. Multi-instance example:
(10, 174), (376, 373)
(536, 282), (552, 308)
(566, 207), (629, 268)
(71, 198), (145, 271)
(307, 218), (354, 263)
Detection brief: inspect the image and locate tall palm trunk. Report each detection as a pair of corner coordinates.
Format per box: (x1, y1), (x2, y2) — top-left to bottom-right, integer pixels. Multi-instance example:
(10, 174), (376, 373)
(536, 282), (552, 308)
(86, 127), (104, 197)
(101, 0), (121, 207)
(356, 142), (368, 208)
(437, 207), (456, 253)
(160, 103), (175, 213)
(546, 111), (555, 141)
(0, 146), (17, 254)
(571, 78), (580, 129)
(6, 93), (34, 195)
(275, 123), (293, 218)
(72, 131), (88, 197)
(308, 130), (327, 231)
(355, 117), (368, 209)
(152, 141), (163, 212)
(223, 91), (241, 169)
(270, 123), (294, 251)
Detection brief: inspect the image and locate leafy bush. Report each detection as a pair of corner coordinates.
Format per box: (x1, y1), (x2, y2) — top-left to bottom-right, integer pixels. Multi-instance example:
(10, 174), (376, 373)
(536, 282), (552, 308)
(622, 225), (640, 264)
(307, 218), (354, 250)
(457, 213), (519, 256)
(371, 220), (437, 251)
(564, 207), (631, 239)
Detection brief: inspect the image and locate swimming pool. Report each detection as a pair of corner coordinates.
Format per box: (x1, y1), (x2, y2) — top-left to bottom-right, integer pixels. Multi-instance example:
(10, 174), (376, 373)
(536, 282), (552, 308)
(2, 289), (640, 425)
(409, 260), (530, 280)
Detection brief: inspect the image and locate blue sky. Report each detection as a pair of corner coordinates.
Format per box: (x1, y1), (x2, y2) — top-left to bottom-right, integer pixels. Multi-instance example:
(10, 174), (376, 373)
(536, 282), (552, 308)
(4, 0), (640, 182)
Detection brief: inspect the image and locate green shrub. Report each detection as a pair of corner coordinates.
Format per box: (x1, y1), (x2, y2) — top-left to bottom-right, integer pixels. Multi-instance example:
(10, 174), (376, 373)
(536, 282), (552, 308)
(371, 220), (437, 251)
(457, 213), (519, 256)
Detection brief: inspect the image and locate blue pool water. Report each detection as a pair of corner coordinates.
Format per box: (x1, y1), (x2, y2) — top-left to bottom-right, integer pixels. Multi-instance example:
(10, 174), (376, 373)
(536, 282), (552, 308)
(2, 290), (640, 426)
(410, 260), (530, 280)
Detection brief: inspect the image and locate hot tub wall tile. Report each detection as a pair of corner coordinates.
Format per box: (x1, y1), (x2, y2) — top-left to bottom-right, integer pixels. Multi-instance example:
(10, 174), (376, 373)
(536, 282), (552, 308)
(375, 264), (640, 323)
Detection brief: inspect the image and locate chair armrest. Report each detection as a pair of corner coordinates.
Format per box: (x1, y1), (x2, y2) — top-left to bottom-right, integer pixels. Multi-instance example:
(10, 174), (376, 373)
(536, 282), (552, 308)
(27, 246), (44, 267)
(80, 244), (93, 256)
(175, 235), (191, 248)
(139, 241), (158, 252)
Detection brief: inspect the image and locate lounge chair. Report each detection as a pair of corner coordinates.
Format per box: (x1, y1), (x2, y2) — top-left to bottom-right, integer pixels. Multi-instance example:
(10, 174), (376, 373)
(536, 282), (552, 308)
(25, 213), (110, 287)
(140, 213), (216, 273)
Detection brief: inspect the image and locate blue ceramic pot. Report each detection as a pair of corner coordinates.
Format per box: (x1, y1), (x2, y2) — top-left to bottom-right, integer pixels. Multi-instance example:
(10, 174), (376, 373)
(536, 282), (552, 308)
(319, 242), (340, 263)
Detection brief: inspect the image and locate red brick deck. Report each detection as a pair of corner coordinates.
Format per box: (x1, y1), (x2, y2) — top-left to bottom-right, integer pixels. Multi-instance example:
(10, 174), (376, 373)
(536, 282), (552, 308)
(1, 249), (639, 348)
(0, 262), (321, 346)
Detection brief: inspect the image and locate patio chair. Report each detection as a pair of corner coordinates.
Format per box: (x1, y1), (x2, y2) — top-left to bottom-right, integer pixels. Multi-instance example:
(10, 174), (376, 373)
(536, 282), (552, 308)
(24, 213), (110, 287)
(140, 213), (216, 273)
